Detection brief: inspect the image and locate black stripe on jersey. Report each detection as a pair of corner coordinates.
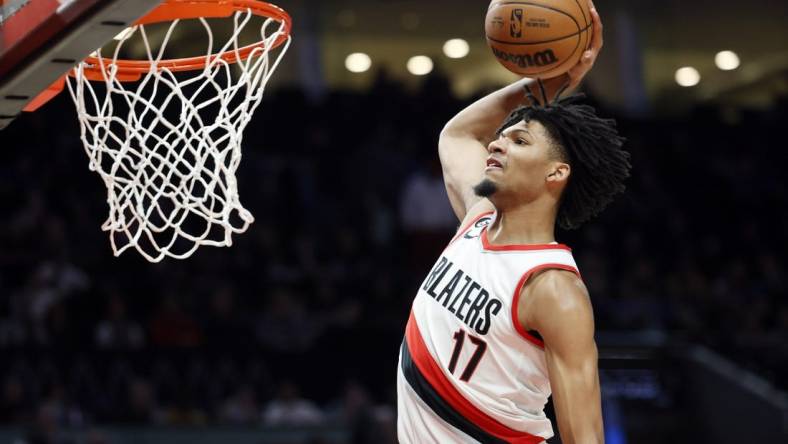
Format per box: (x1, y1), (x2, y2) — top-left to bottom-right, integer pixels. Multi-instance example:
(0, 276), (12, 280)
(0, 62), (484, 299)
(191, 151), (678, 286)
(400, 340), (508, 444)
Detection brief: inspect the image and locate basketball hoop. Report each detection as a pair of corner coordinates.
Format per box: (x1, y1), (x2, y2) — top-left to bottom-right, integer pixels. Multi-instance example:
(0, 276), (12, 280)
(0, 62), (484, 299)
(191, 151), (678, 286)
(59, 0), (292, 262)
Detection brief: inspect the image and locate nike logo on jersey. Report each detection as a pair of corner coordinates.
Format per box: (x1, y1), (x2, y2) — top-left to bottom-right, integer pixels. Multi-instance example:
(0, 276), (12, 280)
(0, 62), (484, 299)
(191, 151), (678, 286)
(421, 256), (503, 335)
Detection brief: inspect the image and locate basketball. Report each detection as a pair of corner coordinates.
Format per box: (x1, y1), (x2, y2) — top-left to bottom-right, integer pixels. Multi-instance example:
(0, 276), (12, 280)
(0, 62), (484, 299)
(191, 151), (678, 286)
(485, 0), (592, 78)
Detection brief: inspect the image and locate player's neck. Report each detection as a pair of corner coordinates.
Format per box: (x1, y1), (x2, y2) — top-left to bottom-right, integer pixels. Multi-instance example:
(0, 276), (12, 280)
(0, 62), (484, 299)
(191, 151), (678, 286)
(488, 202), (557, 246)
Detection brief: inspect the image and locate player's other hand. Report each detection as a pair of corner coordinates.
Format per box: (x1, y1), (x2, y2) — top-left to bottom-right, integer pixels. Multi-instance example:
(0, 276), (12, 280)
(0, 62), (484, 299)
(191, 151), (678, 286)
(561, 0), (604, 91)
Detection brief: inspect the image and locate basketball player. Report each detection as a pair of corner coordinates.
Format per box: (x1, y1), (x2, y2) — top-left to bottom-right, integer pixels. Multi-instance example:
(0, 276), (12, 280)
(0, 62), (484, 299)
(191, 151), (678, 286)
(397, 3), (631, 443)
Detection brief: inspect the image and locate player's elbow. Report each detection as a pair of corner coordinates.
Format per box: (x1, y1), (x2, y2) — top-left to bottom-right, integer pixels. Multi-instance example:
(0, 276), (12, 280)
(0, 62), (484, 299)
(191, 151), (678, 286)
(438, 123), (458, 144)
(437, 131), (461, 164)
(440, 117), (474, 142)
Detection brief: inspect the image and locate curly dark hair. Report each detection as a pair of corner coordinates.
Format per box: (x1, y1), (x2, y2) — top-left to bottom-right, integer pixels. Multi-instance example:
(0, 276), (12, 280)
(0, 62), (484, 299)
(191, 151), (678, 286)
(496, 81), (631, 230)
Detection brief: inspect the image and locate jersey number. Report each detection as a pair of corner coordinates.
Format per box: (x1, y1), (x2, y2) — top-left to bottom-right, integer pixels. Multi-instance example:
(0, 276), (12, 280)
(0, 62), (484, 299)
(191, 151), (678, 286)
(447, 329), (487, 382)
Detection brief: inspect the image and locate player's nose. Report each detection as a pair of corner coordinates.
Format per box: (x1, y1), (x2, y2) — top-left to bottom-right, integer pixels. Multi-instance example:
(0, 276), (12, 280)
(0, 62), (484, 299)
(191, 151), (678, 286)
(487, 139), (506, 154)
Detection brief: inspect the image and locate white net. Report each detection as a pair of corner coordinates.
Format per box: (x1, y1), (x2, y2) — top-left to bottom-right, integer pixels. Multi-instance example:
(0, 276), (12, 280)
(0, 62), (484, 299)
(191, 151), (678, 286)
(66, 8), (291, 262)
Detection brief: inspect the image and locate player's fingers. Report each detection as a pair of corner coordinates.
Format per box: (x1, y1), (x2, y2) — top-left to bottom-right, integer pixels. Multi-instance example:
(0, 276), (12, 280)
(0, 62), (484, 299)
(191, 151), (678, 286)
(566, 62), (588, 85)
(573, 8), (602, 70)
(589, 6), (604, 52)
(566, 1), (602, 82)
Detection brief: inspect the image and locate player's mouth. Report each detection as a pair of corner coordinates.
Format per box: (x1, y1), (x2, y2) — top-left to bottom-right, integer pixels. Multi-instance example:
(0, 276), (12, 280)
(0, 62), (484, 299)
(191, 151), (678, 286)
(485, 157), (504, 172)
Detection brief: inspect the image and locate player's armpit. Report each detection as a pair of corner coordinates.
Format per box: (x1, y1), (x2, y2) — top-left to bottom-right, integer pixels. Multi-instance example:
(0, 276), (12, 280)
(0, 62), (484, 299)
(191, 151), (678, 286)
(520, 270), (604, 444)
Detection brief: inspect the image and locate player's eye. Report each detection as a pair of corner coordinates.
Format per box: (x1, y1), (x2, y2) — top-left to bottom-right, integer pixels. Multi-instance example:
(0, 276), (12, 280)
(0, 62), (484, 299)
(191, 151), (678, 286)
(515, 138), (527, 145)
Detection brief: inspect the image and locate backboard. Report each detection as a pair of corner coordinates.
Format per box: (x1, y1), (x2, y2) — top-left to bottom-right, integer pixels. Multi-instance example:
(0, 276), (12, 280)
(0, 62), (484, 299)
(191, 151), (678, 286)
(0, 0), (161, 130)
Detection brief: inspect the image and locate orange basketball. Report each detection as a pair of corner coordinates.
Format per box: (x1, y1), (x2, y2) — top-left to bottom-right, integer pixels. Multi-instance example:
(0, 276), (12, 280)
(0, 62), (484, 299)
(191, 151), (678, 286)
(485, 0), (592, 79)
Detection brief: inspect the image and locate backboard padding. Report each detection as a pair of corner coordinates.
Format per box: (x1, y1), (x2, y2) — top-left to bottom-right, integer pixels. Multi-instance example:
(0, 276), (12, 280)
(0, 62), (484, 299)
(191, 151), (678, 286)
(0, 0), (162, 130)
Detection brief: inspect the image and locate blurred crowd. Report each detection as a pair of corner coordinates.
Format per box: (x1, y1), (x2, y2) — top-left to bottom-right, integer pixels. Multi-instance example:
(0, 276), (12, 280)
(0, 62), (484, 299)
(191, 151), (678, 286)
(0, 69), (787, 440)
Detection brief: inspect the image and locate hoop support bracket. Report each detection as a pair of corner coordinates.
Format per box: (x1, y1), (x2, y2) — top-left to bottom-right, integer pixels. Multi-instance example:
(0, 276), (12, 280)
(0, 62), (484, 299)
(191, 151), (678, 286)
(22, 0), (292, 114)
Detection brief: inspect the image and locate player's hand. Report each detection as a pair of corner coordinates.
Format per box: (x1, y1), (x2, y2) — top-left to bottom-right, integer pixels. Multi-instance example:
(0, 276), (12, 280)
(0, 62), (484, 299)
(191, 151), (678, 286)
(543, 0), (603, 95)
(565, 0), (603, 90)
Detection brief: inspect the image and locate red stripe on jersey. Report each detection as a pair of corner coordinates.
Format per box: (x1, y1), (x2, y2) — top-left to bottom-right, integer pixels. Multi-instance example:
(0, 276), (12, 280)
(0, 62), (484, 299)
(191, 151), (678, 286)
(405, 311), (546, 444)
(511, 264), (582, 348)
(481, 229), (572, 252)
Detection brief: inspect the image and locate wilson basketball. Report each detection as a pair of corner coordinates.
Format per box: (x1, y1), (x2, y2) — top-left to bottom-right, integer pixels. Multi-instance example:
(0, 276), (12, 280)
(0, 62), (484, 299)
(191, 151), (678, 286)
(485, 0), (592, 78)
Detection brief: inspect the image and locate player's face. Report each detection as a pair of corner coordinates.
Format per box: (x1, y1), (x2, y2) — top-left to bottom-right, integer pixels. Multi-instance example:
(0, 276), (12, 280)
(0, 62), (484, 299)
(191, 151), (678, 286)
(482, 119), (568, 203)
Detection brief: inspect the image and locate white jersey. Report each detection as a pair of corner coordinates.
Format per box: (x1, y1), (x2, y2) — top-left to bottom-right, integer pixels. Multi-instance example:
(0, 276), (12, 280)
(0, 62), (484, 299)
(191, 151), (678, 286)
(397, 212), (580, 443)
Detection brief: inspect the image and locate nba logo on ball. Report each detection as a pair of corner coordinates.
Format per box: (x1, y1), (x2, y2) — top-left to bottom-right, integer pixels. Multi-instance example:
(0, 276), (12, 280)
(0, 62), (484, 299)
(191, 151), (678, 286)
(485, 0), (592, 79)
(510, 9), (523, 38)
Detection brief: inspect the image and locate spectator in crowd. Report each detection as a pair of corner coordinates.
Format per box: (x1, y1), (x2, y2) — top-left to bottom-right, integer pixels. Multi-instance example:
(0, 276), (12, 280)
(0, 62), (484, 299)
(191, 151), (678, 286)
(218, 384), (259, 424)
(399, 158), (457, 274)
(262, 381), (324, 426)
(148, 293), (202, 348)
(0, 376), (28, 423)
(94, 290), (144, 349)
(202, 286), (249, 349)
(255, 287), (318, 352)
(119, 378), (160, 424)
(326, 380), (397, 444)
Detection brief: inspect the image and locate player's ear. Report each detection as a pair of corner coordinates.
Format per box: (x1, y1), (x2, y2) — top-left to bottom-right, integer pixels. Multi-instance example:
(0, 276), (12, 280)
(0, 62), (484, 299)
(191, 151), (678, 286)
(546, 162), (570, 183)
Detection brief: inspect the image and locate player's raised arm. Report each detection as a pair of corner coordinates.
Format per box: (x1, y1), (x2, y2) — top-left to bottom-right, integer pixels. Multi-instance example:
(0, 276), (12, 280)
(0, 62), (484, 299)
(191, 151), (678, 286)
(438, 78), (534, 223)
(520, 270), (603, 444)
(439, 2), (604, 224)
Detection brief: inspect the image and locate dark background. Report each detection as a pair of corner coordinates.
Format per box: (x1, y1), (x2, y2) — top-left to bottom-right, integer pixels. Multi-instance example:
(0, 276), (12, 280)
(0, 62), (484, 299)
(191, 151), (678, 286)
(1, 1), (787, 443)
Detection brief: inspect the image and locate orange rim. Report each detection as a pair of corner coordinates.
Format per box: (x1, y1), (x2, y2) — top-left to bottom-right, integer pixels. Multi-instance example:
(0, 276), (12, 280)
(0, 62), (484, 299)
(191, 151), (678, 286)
(79, 0), (292, 82)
